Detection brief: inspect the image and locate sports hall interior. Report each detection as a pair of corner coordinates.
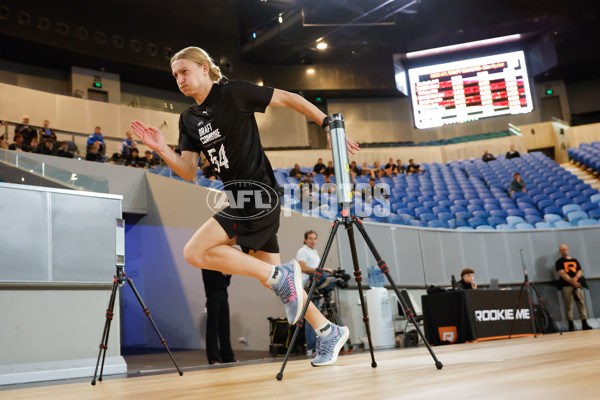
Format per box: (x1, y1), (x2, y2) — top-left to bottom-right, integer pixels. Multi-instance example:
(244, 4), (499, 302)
(1, 1), (599, 398)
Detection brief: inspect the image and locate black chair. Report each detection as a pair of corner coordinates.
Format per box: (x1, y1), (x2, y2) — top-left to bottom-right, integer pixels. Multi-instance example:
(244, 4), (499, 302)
(396, 289), (424, 335)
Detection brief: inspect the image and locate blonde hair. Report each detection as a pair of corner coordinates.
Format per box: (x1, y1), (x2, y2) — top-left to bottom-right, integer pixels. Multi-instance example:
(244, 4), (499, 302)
(170, 47), (223, 83)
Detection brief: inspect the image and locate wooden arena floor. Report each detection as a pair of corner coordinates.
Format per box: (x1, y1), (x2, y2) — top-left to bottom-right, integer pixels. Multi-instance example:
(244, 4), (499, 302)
(3, 331), (599, 400)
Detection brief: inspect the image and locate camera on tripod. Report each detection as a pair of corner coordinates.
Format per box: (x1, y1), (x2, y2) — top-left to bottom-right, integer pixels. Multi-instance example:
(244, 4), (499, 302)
(331, 269), (351, 289)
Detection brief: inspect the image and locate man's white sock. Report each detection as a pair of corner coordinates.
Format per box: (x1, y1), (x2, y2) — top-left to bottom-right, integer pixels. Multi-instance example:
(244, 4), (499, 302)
(316, 321), (332, 337)
(265, 265), (281, 287)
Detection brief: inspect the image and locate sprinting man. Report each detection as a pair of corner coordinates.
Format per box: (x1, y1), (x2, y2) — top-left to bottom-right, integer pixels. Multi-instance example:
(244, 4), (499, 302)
(131, 46), (359, 366)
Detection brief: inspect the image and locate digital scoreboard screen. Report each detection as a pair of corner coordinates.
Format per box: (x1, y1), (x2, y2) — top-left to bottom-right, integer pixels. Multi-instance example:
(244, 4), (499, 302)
(408, 51), (534, 129)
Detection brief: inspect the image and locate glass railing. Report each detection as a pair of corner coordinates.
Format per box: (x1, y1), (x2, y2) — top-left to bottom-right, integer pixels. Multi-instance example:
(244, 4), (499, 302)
(0, 149), (108, 193)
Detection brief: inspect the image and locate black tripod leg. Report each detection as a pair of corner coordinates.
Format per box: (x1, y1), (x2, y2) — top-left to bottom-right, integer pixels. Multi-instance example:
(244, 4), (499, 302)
(525, 283), (537, 338)
(529, 283), (562, 335)
(91, 277), (119, 385)
(508, 282), (527, 339)
(346, 222), (377, 368)
(352, 217), (443, 370)
(276, 220), (341, 381)
(126, 277), (184, 376)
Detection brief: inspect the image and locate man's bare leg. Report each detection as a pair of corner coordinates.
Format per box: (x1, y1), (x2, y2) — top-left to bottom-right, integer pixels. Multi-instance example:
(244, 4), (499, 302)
(248, 250), (327, 329)
(184, 218), (327, 328)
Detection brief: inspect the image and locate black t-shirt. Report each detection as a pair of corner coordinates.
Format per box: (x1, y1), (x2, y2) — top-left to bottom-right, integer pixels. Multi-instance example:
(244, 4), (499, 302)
(456, 279), (473, 290)
(178, 80), (278, 191)
(314, 163), (326, 174)
(555, 257), (582, 288)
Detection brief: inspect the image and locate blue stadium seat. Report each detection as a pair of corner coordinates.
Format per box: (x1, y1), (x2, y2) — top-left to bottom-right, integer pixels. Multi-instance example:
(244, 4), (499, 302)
(567, 211), (588, 224)
(577, 219), (599, 227)
(554, 220), (573, 228)
(437, 212), (453, 222)
(589, 208), (600, 219)
(468, 217), (487, 228)
(488, 216), (506, 227)
(543, 206), (563, 217)
(515, 223), (535, 230)
(506, 216), (525, 226)
(525, 214), (543, 225)
(562, 204), (581, 215)
(476, 225), (495, 230)
(581, 202), (599, 213)
(544, 214), (563, 224)
(496, 224), (516, 230)
(428, 220), (448, 229)
(590, 194), (600, 204)
(535, 221), (552, 229)
(472, 210), (491, 219)
(506, 209), (525, 217)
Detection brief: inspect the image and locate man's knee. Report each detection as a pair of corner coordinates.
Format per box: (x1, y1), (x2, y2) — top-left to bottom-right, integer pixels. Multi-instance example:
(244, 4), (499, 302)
(184, 241), (207, 267)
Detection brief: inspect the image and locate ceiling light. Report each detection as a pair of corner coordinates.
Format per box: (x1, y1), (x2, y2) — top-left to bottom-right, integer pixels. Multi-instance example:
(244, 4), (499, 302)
(278, 13), (283, 24)
(306, 68), (315, 74)
(316, 42), (328, 50)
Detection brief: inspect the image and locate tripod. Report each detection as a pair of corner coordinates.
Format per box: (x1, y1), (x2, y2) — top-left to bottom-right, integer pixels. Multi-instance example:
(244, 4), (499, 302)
(91, 264), (184, 385)
(276, 114), (442, 380)
(276, 211), (443, 380)
(318, 286), (353, 354)
(508, 249), (562, 339)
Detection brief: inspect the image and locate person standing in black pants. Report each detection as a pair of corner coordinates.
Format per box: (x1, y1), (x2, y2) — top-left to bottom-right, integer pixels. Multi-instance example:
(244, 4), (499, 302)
(202, 269), (236, 365)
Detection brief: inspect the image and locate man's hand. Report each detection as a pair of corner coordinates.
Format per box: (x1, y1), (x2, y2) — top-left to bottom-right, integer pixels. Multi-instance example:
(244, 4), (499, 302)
(471, 281), (478, 290)
(131, 120), (167, 153)
(572, 278), (582, 288)
(326, 130), (360, 155)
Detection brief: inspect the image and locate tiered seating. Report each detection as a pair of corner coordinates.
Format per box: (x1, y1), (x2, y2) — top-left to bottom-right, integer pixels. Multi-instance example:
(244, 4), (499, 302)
(278, 152), (600, 229)
(568, 141), (600, 173)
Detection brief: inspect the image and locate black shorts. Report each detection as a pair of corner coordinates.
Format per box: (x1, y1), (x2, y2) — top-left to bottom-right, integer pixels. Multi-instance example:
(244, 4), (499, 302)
(213, 202), (281, 254)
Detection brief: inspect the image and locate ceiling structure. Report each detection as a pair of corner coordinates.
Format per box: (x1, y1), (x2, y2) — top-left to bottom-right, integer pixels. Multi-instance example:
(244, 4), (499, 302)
(0, 0), (597, 92)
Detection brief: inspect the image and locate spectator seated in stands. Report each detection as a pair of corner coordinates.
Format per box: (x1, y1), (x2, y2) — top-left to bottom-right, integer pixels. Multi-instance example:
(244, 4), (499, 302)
(9, 133), (25, 151)
(372, 160), (383, 179)
(384, 158), (398, 177)
(121, 130), (137, 158)
(299, 174), (318, 208)
(41, 138), (56, 156)
(87, 126), (105, 155)
(406, 159), (423, 174)
(509, 172), (526, 198)
(313, 158), (326, 175)
(322, 175), (336, 194)
(142, 150), (155, 168)
(40, 120), (57, 142)
(86, 141), (103, 162)
(324, 160), (335, 177)
(0, 138), (8, 150)
(289, 163), (308, 179)
(14, 115), (37, 146)
(481, 149), (496, 162)
(397, 159), (406, 174)
(125, 148), (145, 168)
(361, 177), (389, 203)
(28, 137), (41, 154)
(349, 160), (360, 182)
(359, 162), (372, 177)
(56, 141), (74, 158)
(108, 153), (124, 165)
(505, 144), (520, 159)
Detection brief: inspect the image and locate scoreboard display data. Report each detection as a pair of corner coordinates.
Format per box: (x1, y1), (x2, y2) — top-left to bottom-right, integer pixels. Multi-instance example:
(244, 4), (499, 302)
(408, 51), (534, 129)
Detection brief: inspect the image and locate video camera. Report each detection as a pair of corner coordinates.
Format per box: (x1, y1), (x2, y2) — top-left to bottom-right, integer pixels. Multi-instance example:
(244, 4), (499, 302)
(331, 269), (351, 289)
